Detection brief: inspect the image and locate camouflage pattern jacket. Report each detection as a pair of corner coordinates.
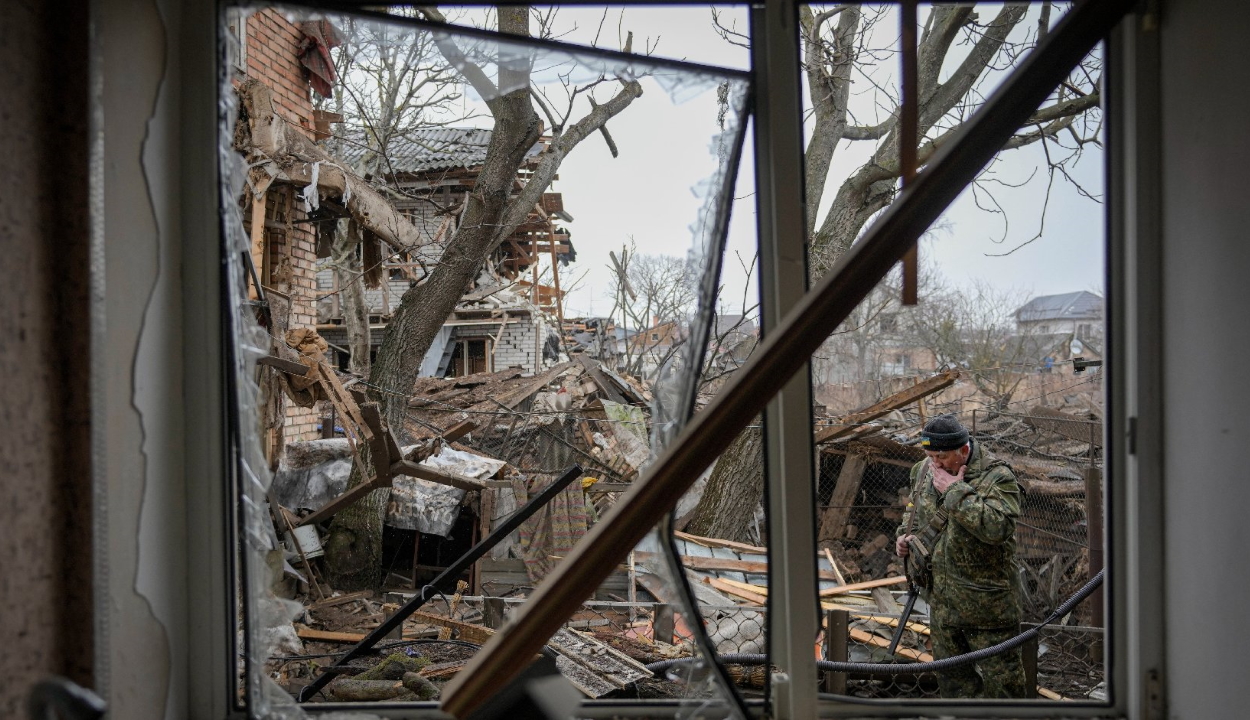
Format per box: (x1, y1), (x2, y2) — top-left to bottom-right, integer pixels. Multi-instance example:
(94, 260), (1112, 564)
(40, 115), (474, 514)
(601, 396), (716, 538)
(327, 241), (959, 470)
(898, 441), (1022, 628)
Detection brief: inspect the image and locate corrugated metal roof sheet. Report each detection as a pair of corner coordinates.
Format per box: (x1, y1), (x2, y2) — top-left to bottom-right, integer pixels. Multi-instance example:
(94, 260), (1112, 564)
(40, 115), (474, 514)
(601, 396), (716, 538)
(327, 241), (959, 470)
(337, 127), (545, 174)
(1015, 290), (1103, 323)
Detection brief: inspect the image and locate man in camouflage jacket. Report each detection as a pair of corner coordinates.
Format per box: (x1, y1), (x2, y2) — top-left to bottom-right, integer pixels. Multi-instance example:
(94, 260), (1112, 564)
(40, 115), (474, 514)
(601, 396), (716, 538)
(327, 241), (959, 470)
(895, 414), (1027, 698)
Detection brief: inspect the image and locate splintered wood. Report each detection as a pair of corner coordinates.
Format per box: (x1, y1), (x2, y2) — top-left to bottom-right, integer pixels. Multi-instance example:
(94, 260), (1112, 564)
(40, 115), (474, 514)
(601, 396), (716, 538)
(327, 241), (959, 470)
(406, 612), (651, 698)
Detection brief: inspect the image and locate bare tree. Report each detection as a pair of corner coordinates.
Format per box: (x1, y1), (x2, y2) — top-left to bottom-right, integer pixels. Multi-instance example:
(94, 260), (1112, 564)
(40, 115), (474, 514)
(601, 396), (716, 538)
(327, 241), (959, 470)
(318, 11), (469, 377)
(322, 7), (646, 590)
(690, 2), (1102, 543)
(902, 280), (1039, 405)
(606, 245), (698, 379)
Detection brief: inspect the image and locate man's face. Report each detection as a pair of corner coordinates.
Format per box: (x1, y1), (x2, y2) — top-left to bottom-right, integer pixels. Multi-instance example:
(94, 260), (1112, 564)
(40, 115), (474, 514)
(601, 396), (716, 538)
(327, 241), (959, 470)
(926, 444), (969, 474)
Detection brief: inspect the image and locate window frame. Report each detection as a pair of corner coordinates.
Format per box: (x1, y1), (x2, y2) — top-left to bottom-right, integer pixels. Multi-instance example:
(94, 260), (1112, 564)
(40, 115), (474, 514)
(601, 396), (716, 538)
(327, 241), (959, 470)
(170, 1), (1161, 718)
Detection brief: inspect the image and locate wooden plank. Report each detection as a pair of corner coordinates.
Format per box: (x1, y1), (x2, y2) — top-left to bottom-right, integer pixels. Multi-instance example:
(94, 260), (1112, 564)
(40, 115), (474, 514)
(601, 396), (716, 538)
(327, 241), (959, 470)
(391, 458), (486, 492)
(257, 354), (314, 376)
(360, 402), (391, 486)
(419, 660), (469, 680)
(674, 531), (767, 555)
(817, 452), (869, 545)
(855, 614), (930, 636)
(411, 611), (496, 645)
(704, 577), (767, 604)
(248, 178), (272, 299)
(576, 355), (627, 404)
(849, 627), (932, 662)
(297, 474), (388, 527)
(310, 590), (372, 610)
(817, 576), (907, 598)
(317, 364), (371, 442)
(815, 371), (959, 444)
(823, 547), (847, 585)
(296, 628), (424, 643)
(490, 362), (574, 410)
(1037, 687), (1066, 701)
(636, 553), (849, 583)
(441, 420), (477, 442)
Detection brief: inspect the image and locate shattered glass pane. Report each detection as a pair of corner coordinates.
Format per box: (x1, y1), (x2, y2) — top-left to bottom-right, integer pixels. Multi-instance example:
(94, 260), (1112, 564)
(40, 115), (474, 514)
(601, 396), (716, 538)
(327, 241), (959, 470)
(801, 2), (1107, 704)
(220, 3), (753, 716)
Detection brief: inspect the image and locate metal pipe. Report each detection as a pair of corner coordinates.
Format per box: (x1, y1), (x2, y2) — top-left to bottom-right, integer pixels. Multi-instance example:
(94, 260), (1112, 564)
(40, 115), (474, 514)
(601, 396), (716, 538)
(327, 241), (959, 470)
(297, 464), (584, 702)
(439, 0), (1134, 715)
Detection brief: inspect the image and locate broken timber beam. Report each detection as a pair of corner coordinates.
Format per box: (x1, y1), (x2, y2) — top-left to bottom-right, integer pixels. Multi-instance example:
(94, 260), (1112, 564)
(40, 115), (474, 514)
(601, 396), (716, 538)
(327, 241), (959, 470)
(256, 354), (313, 376)
(815, 370), (959, 444)
(237, 80), (431, 254)
(817, 576), (907, 597)
(817, 452), (870, 545)
(298, 465), (585, 703)
(384, 428), (486, 492)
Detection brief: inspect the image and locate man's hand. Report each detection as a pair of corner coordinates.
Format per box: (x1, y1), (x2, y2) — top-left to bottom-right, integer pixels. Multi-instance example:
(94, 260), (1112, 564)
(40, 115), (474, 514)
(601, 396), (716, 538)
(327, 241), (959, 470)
(895, 534), (914, 557)
(931, 461), (966, 493)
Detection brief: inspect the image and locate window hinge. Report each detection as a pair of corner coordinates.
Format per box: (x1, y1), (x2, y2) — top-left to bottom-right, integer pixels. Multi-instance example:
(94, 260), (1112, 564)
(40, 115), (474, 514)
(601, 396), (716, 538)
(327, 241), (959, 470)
(1144, 668), (1166, 720)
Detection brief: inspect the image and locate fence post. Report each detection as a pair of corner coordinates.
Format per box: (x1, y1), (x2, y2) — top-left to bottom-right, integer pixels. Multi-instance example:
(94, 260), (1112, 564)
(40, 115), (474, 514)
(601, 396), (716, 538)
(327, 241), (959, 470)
(653, 603), (674, 645)
(483, 597), (507, 630)
(1084, 464), (1104, 662)
(1022, 622), (1039, 698)
(823, 609), (848, 694)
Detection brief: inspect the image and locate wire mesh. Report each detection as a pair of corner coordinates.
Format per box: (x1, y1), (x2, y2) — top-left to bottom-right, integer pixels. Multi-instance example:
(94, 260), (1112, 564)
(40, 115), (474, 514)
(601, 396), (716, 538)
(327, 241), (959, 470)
(812, 372), (1104, 700)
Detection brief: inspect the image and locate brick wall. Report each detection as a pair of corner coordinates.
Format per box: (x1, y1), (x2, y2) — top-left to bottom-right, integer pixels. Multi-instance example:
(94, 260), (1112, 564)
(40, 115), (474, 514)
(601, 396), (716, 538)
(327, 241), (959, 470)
(245, 9), (315, 136)
(246, 8), (322, 444)
(490, 322), (541, 372)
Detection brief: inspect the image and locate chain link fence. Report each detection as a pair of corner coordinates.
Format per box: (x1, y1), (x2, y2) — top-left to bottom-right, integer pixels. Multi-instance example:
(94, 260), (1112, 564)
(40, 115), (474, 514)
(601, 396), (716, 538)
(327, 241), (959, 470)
(811, 379), (1104, 700)
(385, 375), (1105, 701)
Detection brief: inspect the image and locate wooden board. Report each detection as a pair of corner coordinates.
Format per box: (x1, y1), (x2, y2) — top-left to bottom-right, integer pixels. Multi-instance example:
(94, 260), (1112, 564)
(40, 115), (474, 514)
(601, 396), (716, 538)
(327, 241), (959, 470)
(410, 611), (496, 644)
(704, 577), (767, 604)
(637, 553), (842, 582)
(817, 576), (907, 597)
(815, 371), (959, 444)
(309, 590), (372, 610)
(296, 628), (423, 643)
(817, 452), (869, 544)
(849, 627), (933, 662)
(675, 531), (767, 555)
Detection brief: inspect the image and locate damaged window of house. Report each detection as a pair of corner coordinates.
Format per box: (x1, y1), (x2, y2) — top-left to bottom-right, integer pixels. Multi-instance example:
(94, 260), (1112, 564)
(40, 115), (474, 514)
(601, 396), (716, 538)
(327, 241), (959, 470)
(801, 2), (1108, 706)
(220, 3), (755, 716)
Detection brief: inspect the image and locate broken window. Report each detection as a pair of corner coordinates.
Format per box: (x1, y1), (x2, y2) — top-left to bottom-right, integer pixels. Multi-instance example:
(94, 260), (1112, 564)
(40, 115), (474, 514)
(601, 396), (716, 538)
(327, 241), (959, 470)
(215, 1), (1117, 718)
(802, 1), (1108, 706)
(221, 3), (754, 717)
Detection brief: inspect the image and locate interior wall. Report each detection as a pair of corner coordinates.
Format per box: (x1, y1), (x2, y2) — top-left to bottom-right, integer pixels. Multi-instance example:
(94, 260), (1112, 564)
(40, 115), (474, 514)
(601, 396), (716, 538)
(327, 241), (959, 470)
(0, 2), (94, 716)
(1160, 0), (1250, 715)
(98, 0), (191, 717)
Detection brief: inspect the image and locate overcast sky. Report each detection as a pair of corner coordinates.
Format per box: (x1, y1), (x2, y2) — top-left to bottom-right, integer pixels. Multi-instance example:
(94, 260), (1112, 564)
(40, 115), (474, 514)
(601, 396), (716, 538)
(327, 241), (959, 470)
(335, 4), (1105, 321)
(529, 4), (1105, 320)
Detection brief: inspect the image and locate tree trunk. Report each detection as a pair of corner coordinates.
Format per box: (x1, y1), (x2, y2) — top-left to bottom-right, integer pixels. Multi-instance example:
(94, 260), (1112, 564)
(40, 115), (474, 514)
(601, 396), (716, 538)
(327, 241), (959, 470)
(683, 425), (763, 543)
(333, 220), (372, 377)
(323, 405), (387, 590)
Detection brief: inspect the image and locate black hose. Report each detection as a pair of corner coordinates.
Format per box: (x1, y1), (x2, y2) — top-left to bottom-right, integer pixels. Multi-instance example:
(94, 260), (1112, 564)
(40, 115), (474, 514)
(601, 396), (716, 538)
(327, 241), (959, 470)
(646, 569), (1103, 676)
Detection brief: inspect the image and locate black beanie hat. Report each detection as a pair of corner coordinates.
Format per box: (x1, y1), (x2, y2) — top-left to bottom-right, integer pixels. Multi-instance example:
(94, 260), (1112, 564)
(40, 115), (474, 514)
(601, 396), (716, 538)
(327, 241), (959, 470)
(921, 414), (969, 451)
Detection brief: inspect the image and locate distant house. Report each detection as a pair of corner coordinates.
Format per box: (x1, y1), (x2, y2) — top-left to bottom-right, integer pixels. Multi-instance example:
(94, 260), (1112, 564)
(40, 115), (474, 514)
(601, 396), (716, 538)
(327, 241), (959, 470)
(1015, 291), (1103, 340)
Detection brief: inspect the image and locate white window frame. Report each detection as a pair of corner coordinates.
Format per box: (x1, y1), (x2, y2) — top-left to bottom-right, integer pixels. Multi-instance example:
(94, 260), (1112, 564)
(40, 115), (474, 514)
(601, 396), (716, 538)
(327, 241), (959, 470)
(117, 1), (1164, 718)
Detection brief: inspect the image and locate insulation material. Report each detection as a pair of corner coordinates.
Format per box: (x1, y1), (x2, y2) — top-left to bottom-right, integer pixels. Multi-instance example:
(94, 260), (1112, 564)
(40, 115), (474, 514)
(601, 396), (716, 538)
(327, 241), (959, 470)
(385, 447), (506, 536)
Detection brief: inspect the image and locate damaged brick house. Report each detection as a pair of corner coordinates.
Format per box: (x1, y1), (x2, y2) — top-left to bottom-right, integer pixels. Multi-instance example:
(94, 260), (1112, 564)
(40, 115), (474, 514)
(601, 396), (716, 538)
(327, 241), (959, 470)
(228, 8), (574, 473)
(315, 127), (577, 378)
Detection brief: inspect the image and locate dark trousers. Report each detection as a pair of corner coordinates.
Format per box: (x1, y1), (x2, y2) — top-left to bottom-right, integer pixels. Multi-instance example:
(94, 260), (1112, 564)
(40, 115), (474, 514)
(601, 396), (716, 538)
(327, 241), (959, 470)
(929, 620), (1029, 699)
